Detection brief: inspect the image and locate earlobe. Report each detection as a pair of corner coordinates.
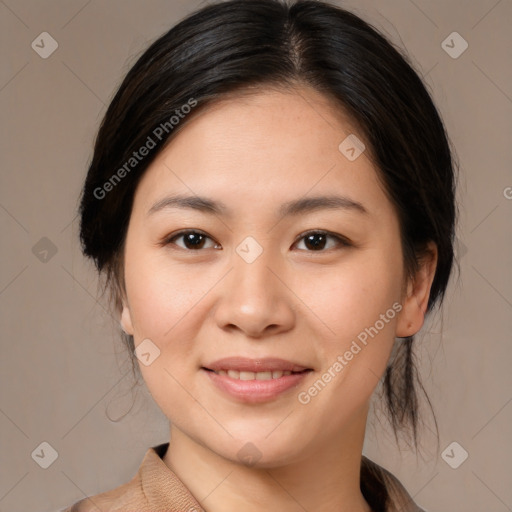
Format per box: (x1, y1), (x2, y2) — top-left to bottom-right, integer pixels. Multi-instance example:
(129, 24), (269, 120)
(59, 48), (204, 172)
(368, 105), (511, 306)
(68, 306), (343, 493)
(120, 301), (134, 335)
(396, 242), (438, 338)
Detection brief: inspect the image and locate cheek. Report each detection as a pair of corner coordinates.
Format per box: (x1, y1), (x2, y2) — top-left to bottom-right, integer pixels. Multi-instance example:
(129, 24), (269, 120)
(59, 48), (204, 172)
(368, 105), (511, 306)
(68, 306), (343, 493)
(297, 251), (403, 342)
(296, 250), (403, 405)
(124, 248), (208, 337)
(123, 253), (209, 412)
(122, 253), (207, 399)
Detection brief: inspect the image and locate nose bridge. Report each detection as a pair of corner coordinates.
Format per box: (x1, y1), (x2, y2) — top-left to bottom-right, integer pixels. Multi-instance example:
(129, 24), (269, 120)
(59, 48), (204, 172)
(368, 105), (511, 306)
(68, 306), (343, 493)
(231, 238), (279, 307)
(213, 236), (295, 336)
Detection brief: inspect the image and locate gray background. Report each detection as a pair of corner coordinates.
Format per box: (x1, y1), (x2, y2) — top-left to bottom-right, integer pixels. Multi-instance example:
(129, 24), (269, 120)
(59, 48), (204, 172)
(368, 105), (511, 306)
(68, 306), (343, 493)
(1, 1), (511, 511)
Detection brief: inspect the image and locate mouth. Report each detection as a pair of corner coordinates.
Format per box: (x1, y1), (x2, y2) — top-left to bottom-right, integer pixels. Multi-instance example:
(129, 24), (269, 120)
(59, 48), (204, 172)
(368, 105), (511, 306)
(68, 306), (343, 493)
(203, 356), (313, 374)
(202, 368), (311, 380)
(201, 357), (313, 403)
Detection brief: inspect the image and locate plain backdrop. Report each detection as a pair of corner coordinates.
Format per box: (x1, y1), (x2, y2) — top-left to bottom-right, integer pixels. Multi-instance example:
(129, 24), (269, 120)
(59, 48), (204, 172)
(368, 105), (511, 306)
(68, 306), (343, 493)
(0, 1), (511, 511)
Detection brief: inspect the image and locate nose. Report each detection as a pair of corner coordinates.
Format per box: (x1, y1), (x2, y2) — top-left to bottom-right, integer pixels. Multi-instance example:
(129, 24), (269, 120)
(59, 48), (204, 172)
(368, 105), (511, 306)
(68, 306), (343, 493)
(213, 245), (296, 338)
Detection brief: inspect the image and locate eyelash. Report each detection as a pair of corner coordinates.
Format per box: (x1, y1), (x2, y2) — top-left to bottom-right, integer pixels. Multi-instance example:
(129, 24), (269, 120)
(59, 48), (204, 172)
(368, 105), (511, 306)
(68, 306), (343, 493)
(160, 229), (351, 253)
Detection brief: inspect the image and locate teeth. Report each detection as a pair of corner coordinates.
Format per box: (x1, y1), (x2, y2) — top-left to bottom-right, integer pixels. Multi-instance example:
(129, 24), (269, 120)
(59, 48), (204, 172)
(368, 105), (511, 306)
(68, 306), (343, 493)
(214, 369), (294, 380)
(256, 371), (272, 380)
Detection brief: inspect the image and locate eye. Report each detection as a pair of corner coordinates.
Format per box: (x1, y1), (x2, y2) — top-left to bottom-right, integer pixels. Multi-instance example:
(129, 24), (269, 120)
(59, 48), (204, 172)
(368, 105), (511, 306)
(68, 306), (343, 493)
(161, 229), (350, 252)
(162, 230), (220, 251)
(293, 230), (350, 252)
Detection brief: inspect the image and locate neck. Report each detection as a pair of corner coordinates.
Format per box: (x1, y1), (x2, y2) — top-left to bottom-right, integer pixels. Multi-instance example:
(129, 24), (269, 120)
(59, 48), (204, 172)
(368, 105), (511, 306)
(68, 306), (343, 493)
(163, 411), (372, 512)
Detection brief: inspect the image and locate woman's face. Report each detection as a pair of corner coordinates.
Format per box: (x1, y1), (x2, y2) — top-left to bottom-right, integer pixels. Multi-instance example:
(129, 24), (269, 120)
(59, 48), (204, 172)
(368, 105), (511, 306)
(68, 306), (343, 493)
(120, 86), (427, 466)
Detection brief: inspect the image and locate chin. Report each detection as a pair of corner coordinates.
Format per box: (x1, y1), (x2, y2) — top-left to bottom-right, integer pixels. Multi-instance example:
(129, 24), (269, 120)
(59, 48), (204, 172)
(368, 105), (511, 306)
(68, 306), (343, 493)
(211, 431), (309, 469)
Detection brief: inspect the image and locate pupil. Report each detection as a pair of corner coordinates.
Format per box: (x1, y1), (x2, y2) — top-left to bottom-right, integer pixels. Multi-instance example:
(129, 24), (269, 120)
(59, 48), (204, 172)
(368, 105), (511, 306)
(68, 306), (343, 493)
(186, 233), (204, 248)
(306, 234), (326, 250)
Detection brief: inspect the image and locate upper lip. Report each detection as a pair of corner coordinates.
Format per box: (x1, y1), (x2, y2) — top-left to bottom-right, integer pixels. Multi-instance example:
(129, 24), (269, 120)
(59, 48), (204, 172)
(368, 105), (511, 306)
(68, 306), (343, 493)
(203, 357), (311, 373)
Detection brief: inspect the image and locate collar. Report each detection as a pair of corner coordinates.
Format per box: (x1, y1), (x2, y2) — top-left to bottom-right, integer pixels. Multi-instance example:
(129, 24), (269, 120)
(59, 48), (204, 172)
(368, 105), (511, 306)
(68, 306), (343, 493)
(138, 442), (423, 512)
(137, 442), (206, 511)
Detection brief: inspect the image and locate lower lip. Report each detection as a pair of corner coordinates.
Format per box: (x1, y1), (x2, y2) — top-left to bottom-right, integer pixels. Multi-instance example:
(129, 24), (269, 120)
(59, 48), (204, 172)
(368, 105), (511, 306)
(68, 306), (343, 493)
(202, 368), (311, 404)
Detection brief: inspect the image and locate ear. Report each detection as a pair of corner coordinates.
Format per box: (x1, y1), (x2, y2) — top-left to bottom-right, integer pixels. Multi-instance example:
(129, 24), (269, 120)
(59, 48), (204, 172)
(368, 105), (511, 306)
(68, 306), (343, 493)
(396, 242), (438, 338)
(120, 299), (135, 336)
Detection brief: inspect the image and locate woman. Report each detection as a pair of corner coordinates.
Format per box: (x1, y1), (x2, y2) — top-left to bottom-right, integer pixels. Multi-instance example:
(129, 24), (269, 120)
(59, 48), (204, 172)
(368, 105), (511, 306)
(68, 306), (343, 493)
(63, 0), (457, 510)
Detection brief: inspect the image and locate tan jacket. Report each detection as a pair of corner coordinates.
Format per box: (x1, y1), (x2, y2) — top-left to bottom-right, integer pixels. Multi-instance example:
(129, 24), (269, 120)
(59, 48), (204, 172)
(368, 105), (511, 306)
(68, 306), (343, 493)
(61, 443), (426, 512)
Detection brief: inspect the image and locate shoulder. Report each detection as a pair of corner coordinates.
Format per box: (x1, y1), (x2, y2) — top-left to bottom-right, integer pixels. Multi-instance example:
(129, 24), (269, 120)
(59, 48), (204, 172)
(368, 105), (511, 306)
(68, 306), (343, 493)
(59, 442), (205, 512)
(59, 472), (147, 512)
(59, 444), (163, 512)
(361, 456), (427, 512)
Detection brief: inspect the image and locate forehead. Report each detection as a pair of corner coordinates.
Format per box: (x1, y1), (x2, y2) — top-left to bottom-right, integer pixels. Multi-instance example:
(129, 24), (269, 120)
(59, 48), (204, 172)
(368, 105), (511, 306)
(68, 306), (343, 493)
(131, 86), (392, 222)
(173, 85), (363, 159)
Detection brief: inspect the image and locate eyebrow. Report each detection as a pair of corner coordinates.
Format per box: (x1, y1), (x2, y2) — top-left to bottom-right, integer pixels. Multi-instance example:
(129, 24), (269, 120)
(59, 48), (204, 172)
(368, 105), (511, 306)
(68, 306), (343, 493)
(147, 193), (369, 218)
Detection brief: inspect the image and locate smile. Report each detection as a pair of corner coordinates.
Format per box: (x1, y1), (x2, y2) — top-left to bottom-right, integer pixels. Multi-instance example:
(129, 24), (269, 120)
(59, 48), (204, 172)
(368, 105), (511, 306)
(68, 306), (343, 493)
(202, 367), (312, 403)
(208, 369), (299, 380)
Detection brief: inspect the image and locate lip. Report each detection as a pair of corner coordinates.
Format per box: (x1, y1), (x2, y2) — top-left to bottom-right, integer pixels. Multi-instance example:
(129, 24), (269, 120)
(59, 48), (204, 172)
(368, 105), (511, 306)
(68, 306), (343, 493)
(202, 368), (312, 403)
(203, 357), (311, 373)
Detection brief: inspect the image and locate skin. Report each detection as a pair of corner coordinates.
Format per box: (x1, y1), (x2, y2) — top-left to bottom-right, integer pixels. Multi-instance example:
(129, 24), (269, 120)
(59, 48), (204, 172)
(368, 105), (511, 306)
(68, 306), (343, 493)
(119, 85), (438, 512)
